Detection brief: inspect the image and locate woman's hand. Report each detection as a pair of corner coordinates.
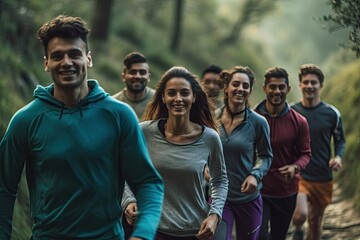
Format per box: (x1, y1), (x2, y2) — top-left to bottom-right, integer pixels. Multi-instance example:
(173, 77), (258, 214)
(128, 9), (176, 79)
(124, 202), (138, 225)
(241, 175), (257, 194)
(195, 214), (219, 240)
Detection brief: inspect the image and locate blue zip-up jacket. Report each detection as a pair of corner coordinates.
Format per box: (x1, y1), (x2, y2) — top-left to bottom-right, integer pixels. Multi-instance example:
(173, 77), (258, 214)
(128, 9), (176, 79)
(0, 80), (164, 240)
(216, 107), (273, 203)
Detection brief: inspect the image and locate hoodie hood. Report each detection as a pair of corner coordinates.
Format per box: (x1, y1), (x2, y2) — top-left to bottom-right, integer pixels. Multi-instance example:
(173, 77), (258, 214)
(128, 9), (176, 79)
(254, 99), (290, 118)
(33, 79), (108, 119)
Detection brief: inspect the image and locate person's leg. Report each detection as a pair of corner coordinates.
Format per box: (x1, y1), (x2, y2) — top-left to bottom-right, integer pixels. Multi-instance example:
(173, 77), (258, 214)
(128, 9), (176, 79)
(292, 193), (308, 239)
(269, 194), (297, 240)
(222, 202), (235, 240)
(305, 180), (333, 240)
(234, 195), (263, 240)
(259, 196), (271, 240)
(292, 193), (308, 230)
(306, 204), (325, 240)
(292, 177), (310, 240)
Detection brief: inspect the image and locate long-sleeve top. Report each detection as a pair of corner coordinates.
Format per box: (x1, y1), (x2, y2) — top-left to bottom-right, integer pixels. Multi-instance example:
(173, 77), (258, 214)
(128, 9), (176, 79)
(122, 119), (228, 237)
(216, 107), (273, 203)
(112, 86), (155, 119)
(255, 100), (311, 197)
(0, 80), (163, 240)
(291, 101), (346, 182)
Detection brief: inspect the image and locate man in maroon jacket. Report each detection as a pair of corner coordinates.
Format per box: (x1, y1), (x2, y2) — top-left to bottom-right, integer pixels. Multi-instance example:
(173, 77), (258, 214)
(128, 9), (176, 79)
(255, 67), (311, 240)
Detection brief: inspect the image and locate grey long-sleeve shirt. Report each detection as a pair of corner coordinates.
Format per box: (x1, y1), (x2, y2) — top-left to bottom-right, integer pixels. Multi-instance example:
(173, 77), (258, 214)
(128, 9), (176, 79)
(122, 119), (228, 237)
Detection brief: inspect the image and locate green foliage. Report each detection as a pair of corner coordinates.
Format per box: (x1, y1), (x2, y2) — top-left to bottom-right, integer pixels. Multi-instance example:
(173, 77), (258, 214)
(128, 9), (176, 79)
(321, 0), (360, 57)
(322, 60), (360, 210)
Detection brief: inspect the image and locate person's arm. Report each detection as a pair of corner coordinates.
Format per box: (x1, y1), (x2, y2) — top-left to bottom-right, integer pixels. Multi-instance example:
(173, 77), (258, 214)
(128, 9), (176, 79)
(119, 112), (164, 240)
(330, 114), (346, 170)
(295, 117), (311, 169)
(207, 131), (228, 219)
(0, 114), (28, 239)
(250, 116), (273, 183)
(121, 182), (138, 225)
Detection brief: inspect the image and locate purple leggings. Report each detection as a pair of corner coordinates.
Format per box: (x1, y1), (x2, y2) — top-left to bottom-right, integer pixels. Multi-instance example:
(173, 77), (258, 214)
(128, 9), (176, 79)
(222, 195), (263, 240)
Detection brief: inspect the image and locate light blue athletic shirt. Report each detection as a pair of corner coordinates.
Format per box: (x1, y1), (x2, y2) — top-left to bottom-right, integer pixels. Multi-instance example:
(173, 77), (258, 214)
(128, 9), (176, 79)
(217, 107), (273, 203)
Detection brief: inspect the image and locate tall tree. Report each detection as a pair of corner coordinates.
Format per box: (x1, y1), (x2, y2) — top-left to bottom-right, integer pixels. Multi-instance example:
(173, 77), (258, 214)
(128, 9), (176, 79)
(170, 0), (184, 52)
(91, 0), (113, 41)
(321, 0), (360, 57)
(223, 0), (275, 44)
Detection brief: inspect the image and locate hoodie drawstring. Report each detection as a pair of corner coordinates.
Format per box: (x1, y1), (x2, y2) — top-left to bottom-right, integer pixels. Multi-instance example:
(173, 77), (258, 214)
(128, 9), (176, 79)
(79, 100), (83, 118)
(59, 103), (65, 120)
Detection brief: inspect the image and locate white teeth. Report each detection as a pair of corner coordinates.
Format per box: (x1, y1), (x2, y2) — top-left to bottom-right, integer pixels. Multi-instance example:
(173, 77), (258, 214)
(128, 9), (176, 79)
(60, 71), (75, 75)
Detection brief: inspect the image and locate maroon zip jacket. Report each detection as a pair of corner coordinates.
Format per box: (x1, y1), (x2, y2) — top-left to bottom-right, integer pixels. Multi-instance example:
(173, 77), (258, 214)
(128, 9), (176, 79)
(255, 100), (311, 197)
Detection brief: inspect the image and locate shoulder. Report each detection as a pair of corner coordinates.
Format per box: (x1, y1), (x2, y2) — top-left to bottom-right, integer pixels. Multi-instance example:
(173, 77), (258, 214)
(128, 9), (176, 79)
(248, 109), (268, 125)
(203, 126), (220, 139)
(321, 102), (342, 117)
(139, 120), (159, 131)
(289, 108), (307, 122)
(147, 87), (156, 95)
(112, 89), (126, 100)
(202, 126), (222, 147)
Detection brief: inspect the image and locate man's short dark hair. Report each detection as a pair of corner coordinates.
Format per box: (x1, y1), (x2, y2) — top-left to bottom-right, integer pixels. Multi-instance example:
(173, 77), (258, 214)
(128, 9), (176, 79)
(298, 64), (324, 84)
(123, 52), (147, 70)
(264, 67), (289, 86)
(38, 15), (89, 56)
(201, 64), (223, 78)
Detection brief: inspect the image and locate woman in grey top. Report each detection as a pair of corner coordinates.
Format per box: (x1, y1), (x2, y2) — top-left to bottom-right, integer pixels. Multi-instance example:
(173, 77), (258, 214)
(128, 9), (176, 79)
(217, 66), (272, 240)
(122, 66), (228, 240)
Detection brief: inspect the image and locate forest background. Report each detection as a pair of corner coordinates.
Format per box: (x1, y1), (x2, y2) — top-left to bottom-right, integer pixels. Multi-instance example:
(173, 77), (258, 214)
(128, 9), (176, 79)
(0, 0), (359, 239)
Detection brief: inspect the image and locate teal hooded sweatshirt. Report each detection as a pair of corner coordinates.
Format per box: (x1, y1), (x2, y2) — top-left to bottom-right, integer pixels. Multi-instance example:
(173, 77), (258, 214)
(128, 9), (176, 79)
(0, 80), (164, 239)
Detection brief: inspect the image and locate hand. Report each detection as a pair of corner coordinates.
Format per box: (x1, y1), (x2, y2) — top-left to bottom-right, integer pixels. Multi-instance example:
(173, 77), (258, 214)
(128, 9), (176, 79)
(195, 214), (219, 240)
(329, 156), (342, 171)
(124, 202), (138, 225)
(204, 166), (211, 182)
(241, 175), (257, 194)
(279, 164), (297, 180)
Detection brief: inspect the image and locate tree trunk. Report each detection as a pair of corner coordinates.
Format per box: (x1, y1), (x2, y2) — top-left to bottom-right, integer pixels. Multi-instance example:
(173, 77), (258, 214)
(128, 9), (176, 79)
(170, 0), (184, 52)
(91, 0), (113, 41)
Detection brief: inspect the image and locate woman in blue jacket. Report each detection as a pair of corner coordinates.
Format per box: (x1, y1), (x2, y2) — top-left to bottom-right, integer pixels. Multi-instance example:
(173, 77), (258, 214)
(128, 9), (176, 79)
(217, 66), (273, 240)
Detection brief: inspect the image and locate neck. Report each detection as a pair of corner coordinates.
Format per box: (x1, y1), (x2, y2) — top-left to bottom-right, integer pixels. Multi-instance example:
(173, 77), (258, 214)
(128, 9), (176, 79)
(265, 101), (285, 117)
(302, 97), (321, 108)
(165, 118), (194, 135)
(54, 83), (89, 107)
(227, 103), (246, 116)
(125, 88), (147, 101)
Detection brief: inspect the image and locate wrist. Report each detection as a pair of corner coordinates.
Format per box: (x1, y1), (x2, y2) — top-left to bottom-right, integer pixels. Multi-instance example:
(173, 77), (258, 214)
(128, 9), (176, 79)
(293, 164), (299, 173)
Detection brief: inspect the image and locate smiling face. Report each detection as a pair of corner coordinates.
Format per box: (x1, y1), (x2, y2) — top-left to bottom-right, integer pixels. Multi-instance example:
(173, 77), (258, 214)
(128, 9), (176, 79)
(299, 73), (322, 102)
(44, 37), (92, 90)
(263, 77), (290, 106)
(122, 62), (150, 94)
(225, 72), (251, 108)
(162, 77), (195, 118)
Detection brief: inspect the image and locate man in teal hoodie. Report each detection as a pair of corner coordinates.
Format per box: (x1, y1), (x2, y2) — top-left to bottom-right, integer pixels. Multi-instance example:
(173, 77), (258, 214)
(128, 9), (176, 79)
(0, 15), (164, 240)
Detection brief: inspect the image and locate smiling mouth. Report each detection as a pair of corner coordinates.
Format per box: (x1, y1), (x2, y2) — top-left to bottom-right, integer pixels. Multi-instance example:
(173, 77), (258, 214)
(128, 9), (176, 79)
(59, 70), (76, 75)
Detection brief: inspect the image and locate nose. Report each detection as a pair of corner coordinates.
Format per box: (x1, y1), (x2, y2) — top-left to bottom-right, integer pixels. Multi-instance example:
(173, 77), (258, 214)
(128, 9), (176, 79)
(61, 54), (73, 66)
(134, 71), (141, 78)
(174, 92), (182, 101)
(274, 86), (281, 93)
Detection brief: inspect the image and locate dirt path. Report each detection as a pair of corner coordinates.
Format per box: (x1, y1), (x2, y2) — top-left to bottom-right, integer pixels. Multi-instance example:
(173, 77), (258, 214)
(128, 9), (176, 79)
(287, 184), (360, 240)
